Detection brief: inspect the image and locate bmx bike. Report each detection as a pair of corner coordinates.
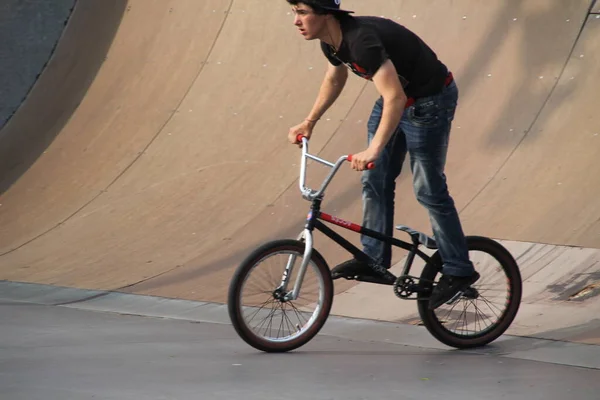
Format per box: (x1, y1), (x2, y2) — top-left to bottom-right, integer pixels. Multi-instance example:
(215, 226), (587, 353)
(228, 135), (522, 352)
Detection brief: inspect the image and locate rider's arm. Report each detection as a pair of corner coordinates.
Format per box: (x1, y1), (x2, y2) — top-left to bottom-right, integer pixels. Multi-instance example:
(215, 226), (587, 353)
(305, 62), (348, 125)
(368, 59), (407, 155)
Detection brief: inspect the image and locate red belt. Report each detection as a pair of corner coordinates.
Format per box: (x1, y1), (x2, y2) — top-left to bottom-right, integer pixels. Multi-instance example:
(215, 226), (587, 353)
(405, 71), (454, 109)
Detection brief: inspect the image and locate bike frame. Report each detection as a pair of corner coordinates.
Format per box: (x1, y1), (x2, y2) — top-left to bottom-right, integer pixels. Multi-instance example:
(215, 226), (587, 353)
(280, 137), (433, 301)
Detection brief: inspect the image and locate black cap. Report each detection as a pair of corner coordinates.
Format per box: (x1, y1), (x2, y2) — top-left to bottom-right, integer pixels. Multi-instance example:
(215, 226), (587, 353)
(304, 0), (354, 14)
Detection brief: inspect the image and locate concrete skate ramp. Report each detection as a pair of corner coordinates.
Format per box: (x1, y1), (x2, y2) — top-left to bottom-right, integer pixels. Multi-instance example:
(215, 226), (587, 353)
(2, 1), (600, 343)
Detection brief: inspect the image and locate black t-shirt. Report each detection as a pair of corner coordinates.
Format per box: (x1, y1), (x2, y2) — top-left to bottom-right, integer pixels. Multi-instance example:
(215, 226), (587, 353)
(321, 16), (448, 99)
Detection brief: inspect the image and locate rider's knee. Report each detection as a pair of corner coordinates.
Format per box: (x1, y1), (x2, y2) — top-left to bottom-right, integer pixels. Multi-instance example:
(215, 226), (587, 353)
(413, 177), (453, 211)
(415, 189), (455, 211)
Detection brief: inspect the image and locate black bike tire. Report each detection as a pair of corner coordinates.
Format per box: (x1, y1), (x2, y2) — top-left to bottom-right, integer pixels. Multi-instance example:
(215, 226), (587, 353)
(227, 239), (334, 353)
(417, 236), (522, 349)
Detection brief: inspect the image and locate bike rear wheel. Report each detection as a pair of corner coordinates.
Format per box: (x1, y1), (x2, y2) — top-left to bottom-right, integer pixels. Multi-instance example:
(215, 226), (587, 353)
(417, 236), (522, 349)
(227, 239), (333, 352)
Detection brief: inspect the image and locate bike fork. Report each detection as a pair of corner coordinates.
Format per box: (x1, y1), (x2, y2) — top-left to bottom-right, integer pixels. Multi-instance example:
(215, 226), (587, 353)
(277, 229), (313, 301)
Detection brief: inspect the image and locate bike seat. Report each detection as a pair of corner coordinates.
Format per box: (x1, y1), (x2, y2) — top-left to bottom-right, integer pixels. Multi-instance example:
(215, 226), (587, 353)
(395, 225), (438, 249)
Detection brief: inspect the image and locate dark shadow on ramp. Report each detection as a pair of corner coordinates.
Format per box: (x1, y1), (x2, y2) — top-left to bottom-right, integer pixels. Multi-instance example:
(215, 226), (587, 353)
(0, 0), (128, 195)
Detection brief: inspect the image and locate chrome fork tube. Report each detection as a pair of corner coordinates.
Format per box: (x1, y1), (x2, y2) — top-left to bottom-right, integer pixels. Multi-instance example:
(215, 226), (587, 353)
(278, 229), (311, 296)
(284, 228), (313, 301)
(277, 253), (297, 292)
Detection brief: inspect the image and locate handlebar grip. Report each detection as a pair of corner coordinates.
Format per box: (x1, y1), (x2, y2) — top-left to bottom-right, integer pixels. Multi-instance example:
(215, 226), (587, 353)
(347, 155), (375, 170)
(296, 134), (306, 143)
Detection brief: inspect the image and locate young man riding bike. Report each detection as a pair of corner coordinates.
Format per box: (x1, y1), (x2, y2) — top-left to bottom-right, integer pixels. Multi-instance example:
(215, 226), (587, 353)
(286, 0), (479, 310)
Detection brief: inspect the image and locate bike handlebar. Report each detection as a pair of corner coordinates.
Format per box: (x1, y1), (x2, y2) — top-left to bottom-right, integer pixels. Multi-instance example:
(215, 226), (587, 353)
(296, 134), (375, 169)
(296, 134), (375, 201)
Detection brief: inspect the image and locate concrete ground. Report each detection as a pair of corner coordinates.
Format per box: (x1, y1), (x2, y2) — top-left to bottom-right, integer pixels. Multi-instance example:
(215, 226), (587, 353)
(1, 282), (599, 400)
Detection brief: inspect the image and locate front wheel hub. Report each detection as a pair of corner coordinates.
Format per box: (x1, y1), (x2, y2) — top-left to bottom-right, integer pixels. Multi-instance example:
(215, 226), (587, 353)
(272, 288), (286, 301)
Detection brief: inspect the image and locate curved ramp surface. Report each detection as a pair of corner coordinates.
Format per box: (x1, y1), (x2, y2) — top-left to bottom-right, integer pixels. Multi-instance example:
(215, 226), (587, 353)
(1, 0), (600, 345)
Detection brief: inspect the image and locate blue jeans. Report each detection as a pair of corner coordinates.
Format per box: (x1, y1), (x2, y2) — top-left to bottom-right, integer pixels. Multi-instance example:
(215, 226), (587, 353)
(361, 80), (475, 277)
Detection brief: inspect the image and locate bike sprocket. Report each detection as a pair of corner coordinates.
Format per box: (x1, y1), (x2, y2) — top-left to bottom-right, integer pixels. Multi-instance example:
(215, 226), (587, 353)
(394, 276), (416, 299)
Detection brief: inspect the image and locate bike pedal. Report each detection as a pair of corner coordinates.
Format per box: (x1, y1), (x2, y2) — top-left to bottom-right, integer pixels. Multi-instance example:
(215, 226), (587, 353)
(445, 291), (464, 305)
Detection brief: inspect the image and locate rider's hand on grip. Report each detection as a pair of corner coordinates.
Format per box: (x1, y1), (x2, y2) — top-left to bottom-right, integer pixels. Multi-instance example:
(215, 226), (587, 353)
(347, 154), (375, 170)
(288, 120), (314, 148)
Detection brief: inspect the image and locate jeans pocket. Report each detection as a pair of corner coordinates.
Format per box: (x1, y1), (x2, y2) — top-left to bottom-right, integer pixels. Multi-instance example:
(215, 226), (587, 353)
(408, 98), (442, 127)
(442, 82), (459, 122)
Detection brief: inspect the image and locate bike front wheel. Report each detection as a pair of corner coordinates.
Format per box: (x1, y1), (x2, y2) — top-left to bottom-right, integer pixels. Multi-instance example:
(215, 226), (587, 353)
(227, 239), (334, 353)
(417, 236), (522, 349)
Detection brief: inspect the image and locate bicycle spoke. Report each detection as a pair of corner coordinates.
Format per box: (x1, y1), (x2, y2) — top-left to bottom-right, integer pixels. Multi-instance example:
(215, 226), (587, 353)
(478, 294), (504, 320)
(246, 297), (277, 326)
(438, 298), (460, 323)
(471, 299), (495, 329)
(254, 302), (278, 335)
(281, 304), (300, 335)
(280, 304), (296, 334)
(450, 301), (469, 335)
(276, 304), (286, 339)
(473, 302), (483, 333)
(263, 302), (281, 338)
(288, 300), (310, 326)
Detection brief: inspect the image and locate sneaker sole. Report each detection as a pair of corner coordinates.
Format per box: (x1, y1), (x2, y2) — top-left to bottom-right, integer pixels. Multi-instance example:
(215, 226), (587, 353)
(428, 272), (480, 310)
